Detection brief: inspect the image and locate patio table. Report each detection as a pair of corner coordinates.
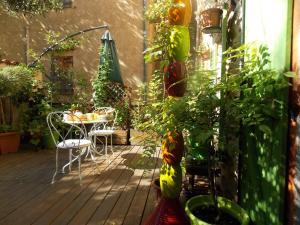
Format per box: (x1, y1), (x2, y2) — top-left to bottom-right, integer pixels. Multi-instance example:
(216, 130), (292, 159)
(62, 117), (110, 172)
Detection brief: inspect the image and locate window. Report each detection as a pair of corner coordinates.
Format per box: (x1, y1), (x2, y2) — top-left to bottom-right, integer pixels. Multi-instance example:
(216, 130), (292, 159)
(51, 56), (74, 95)
(62, 0), (72, 8)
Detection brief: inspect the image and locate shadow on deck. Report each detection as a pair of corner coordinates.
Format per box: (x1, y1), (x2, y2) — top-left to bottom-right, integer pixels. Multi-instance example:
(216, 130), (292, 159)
(0, 146), (162, 225)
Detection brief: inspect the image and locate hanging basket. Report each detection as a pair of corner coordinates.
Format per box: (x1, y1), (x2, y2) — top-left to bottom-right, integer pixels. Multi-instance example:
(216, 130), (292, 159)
(200, 8), (223, 34)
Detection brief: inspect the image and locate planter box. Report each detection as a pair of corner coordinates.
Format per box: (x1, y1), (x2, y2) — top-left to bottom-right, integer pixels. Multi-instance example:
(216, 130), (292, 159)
(0, 132), (20, 154)
(112, 129), (130, 145)
(95, 129), (130, 145)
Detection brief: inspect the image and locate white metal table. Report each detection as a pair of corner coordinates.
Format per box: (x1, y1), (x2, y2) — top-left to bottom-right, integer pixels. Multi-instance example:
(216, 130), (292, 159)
(63, 118), (110, 161)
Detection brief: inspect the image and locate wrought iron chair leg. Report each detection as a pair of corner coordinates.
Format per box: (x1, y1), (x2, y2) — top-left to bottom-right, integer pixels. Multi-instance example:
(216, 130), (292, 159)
(62, 154), (79, 173)
(110, 134), (114, 155)
(69, 149), (72, 171)
(104, 136), (107, 158)
(52, 148), (59, 184)
(78, 152), (82, 185)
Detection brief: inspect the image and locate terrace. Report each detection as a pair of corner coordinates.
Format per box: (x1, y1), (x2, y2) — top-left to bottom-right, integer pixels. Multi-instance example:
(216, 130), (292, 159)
(0, 0), (300, 225)
(0, 146), (162, 225)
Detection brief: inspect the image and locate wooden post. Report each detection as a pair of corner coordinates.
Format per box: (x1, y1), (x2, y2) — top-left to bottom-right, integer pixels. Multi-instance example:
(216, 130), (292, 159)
(286, 0), (300, 224)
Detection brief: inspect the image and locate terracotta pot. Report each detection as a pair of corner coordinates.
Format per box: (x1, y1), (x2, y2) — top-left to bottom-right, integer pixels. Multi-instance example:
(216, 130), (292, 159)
(200, 8), (223, 34)
(168, 0), (192, 26)
(161, 131), (184, 165)
(170, 26), (190, 61)
(164, 62), (187, 97)
(0, 132), (20, 154)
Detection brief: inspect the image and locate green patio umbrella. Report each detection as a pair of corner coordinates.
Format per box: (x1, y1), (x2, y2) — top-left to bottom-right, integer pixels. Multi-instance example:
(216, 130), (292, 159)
(100, 30), (124, 85)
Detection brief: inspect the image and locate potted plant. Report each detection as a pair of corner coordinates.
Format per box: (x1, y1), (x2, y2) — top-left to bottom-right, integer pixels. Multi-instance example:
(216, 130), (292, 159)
(0, 65), (35, 153)
(184, 44), (290, 224)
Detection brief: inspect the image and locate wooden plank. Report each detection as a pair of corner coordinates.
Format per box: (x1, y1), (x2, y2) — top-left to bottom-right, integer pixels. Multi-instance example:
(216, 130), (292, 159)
(122, 149), (162, 225)
(141, 149), (162, 224)
(0, 152), (53, 185)
(0, 152), (39, 176)
(0, 151), (77, 219)
(32, 146), (135, 225)
(0, 145), (161, 225)
(104, 148), (156, 225)
(0, 152), (53, 207)
(89, 147), (147, 225)
(0, 147), (121, 225)
(68, 146), (141, 225)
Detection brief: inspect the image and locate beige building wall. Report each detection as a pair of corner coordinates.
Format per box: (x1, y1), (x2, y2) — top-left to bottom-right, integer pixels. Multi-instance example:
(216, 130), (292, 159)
(0, 0), (145, 89)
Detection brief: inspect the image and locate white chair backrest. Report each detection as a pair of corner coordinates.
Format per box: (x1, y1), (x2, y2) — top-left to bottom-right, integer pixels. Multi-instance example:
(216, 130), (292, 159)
(93, 107), (118, 130)
(47, 111), (88, 148)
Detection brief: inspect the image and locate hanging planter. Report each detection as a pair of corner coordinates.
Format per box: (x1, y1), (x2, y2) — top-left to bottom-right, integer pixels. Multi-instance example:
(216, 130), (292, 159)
(185, 195), (250, 225)
(168, 0), (192, 26)
(160, 163), (183, 199)
(170, 26), (190, 61)
(200, 8), (223, 34)
(161, 130), (184, 165)
(164, 61), (187, 97)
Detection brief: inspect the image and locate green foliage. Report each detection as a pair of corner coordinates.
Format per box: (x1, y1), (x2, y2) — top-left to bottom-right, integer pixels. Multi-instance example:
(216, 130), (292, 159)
(145, 0), (172, 23)
(0, 65), (35, 132)
(92, 47), (130, 129)
(144, 0), (181, 66)
(0, 65), (54, 148)
(133, 44), (290, 158)
(45, 31), (80, 52)
(222, 44), (290, 140)
(0, 65), (35, 101)
(24, 87), (53, 147)
(92, 48), (111, 109)
(0, 0), (62, 15)
(0, 65), (41, 135)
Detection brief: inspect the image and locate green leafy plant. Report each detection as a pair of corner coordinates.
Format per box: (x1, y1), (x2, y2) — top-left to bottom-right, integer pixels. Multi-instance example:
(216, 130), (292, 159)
(92, 48), (111, 109)
(92, 46), (131, 130)
(145, 0), (172, 23)
(25, 89), (53, 147)
(0, 65), (35, 132)
(45, 31), (80, 52)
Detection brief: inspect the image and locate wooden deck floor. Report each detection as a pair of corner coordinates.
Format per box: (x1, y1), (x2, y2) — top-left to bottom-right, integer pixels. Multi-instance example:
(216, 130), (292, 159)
(0, 146), (162, 225)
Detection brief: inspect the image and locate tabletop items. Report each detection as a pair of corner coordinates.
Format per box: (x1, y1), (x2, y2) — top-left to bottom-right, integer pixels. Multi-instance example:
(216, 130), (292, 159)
(63, 109), (113, 122)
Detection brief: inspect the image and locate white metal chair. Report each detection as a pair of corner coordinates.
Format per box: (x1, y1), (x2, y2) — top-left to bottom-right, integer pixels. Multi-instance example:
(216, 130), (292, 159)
(89, 107), (117, 159)
(47, 111), (92, 184)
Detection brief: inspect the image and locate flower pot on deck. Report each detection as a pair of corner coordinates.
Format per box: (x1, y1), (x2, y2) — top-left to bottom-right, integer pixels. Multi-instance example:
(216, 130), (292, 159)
(185, 195), (250, 225)
(0, 132), (20, 154)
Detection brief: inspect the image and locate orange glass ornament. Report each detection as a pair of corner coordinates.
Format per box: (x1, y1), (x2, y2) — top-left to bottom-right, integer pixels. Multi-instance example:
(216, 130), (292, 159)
(168, 0), (192, 26)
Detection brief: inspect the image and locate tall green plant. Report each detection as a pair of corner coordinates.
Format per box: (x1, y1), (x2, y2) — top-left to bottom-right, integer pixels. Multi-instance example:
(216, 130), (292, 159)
(92, 47), (111, 109)
(92, 47), (130, 129)
(0, 65), (35, 132)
